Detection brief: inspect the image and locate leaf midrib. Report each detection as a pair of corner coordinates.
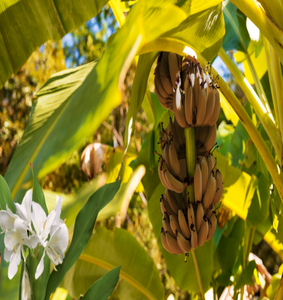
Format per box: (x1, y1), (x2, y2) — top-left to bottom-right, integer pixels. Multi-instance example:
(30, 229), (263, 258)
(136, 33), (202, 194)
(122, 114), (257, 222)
(79, 253), (157, 300)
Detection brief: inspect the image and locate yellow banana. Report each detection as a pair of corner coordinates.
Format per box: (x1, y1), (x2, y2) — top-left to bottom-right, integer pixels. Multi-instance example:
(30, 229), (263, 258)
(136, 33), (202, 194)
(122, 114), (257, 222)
(165, 189), (179, 215)
(208, 88), (220, 126)
(158, 52), (170, 77)
(160, 195), (175, 216)
(173, 78), (188, 128)
(158, 159), (171, 190)
(198, 218), (209, 247)
(178, 209), (191, 239)
(207, 154), (216, 173)
(177, 231), (191, 253)
(166, 231), (184, 254)
(161, 229), (176, 254)
(162, 142), (171, 173)
(203, 171), (216, 209)
(162, 213), (174, 236)
(207, 213), (217, 241)
(169, 214), (182, 237)
(190, 227), (198, 250)
(196, 87), (207, 126)
(213, 170), (223, 205)
(155, 66), (172, 98)
(196, 202), (205, 232)
(200, 156), (209, 194)
(184, 75), (194, 126)
(187, 202), (196, 228)
(168, 141), (181, 177)
(206, 203), (214, 219)
(198, 124), (217, 154)
(195, 126), (209, 148)
(194, 163), (202, 202)
(164, 168), (187, 193)
(203, 86), (215, 125)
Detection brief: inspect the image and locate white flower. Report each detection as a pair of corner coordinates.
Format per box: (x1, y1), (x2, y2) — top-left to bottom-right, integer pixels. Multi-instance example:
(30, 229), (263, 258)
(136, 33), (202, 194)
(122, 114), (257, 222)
(35, 223), (68, 279)
(22, 263), (32, 300)
(0, 205), (18, 232)
(15, 190), (32, 226)
(4, 218), (40, 279)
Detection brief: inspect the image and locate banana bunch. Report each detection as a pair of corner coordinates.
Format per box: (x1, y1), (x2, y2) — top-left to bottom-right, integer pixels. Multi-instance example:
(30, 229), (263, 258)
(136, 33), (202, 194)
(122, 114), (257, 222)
(155, 53), (220, 128)
(154, 52), (182, 110)
(160, 154), (222, 255)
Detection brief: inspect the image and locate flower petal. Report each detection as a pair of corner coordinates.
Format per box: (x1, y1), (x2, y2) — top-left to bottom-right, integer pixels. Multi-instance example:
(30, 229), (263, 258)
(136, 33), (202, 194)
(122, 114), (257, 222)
(48, 223), (68, 254)
(0, 209), (18, 231)
(8, 251), (21, 279)
(24, 235), (41, 249)
(14, 218), (28, 238)
(4, 230), (21, 250)
(4, 247), (13, 262)
(35, 250), (45, 279)
(15, 189), (32, 223)
(31, 202), (46, 235)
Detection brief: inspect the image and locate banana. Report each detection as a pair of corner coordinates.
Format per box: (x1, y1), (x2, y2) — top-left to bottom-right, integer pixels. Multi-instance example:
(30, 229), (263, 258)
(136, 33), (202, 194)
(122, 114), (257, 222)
(155, 67), (172, 98)
(178, 209), (191, 239)
(198, 218), (209, 247)
(196, 87), (207, 126)
(208, 88), (220, 125)
(174, 118), (186, 146)
(163, 213), (174, 236)
(187, 202), (196, 228)
(164, 168), (187, 193)
(158, 159), (171, 190)
(169, 214), (182, 236)
(178, 158), (187, 182)
(155, 85), (173, 110)
(213, 170), (223, 205)
(207, 154), (216, 173)
(158, 52), (170, 77)
(172, 190), (186, 211)
(162, 142), (171, 173)
(207, 213), (217, 241)
(190, 226), (198, 250)
(198, 124), (217, 155)
(168, 141), (181, 177)
(206, 203), (214, 219)
(161, 229), (175, 254)
(166, 231), (184, 254)
(196, 126), (209, 148)
(196, 202), (205, 232)
(194, 67), (202, 107)
(165, 189), (179, 214)
(203, 86), (215, 125)
(202, 171), (216, 209)
(167, 118), (181, 152)
(161, 75), (174, 96)
(194, 163), (202, 202)
(184, 75), (194, 126)
(173, 78), (188, 128)
(160, 195), (175, 216)
(200, 156), (209, 194)
(177, 231), (191, 253)
(168, 53), (182, 88)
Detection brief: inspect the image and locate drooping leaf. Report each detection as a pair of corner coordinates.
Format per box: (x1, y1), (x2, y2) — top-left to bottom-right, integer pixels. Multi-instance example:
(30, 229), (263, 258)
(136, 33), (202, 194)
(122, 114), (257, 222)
(62, 227), (164, 300)
(0, 0), (108, 87)
(82, 266), (121, 300)
(222, 1), (250, 52)
(216, 121), (235, 157)
(4, 1), (187, 200)
(147, 183), (213, 293)
(44, 180), (121, 300)
(0, 175), (14, 212)
(31, 166), (48, 214)
(234, 260), (257, 290)
(219, 91), (239, 127)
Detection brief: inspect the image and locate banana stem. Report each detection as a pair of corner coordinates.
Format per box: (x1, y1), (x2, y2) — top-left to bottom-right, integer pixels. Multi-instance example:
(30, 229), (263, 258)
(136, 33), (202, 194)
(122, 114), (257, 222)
(191, 250), (204, 299)
(185, 127), (195, 203)
(218, 48), (282, 165)
(263, 36), (280, 126)
(270, 46), (283, 142)
(230, 0), (283, 65)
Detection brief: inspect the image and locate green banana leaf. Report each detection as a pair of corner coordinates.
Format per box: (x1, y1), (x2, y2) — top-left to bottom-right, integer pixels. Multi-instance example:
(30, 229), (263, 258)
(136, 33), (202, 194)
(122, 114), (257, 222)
(62, 227), (164, 300)
(0, 0), (108, 88)
(4, 1), (186, 201)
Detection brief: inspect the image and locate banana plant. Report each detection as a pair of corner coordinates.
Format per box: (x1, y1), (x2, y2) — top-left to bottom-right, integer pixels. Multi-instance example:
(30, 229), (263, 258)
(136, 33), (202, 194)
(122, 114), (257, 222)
(1, 0), (283, 299)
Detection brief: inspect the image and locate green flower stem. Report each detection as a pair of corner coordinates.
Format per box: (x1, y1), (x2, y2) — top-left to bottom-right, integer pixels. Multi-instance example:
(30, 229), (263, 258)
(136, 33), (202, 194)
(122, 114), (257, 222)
(230, 0), (283, 65)
(191, 250), (204, 299)
(263, 36), (280, 125)
(218, 47), (282, 165)
(245, 53), (271, 117)
(185, 128), (195, 203)
(270, 46), (283, 141)
(138, 37), (283, 203)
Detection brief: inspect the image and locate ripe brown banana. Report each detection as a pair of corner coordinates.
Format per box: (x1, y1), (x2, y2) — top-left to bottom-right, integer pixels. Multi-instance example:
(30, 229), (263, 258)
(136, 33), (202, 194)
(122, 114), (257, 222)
(173, 79), (188, 128)
(194, 163), (202, 202)
(202, 171), (216, 209)
(169, 214), (182, 236)
(198, 124), (217, 154)
(207, 154), (216, 173)
(187, 202), (196, 228)
(168, 53), (182, 88)
(208, 88), (220, 125)
(178, 209), (191, 239)
(177, 231), (191, 253)
(207, 213), (217, 241)
(167, 118), (181, 152)
(200, 156), (209, 194)
(174, 118), (186, 146)
(172, 190), (186, 211)
(158, 159), (171, 190)
(198, 218), (209, 247)
(163, 213), (174, 236)
(164, 168), (187, 193)
(155, 67), (172, 98)
(206, 203), (214, 219)
(196, 202), (205, 232)
(161, 75), (174, 96)
(196, 87), (207, 126)
(203, 86), (215, 125)
(196, 126), (209, 148)
(184, 75), (194, 126)
(166, 231), (184, 254)
(213, 170), (223, 205)
(155, 85), (173, 110)
(160, 195), (175, 216)
(161, 229), (175, 254)
(165, 189), (179, 214)
(158, 52), (170, 77)
(178, 158), (187, 182)
(168, 141), (181, 177)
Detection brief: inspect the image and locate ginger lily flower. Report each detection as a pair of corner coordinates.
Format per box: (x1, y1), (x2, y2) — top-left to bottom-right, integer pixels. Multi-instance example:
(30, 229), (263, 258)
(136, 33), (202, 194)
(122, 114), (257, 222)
(15, 190), (32, 227)
(0, 205), (18, 232)
(4, 218), (40, 279)
(35, 223), (68, 279)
